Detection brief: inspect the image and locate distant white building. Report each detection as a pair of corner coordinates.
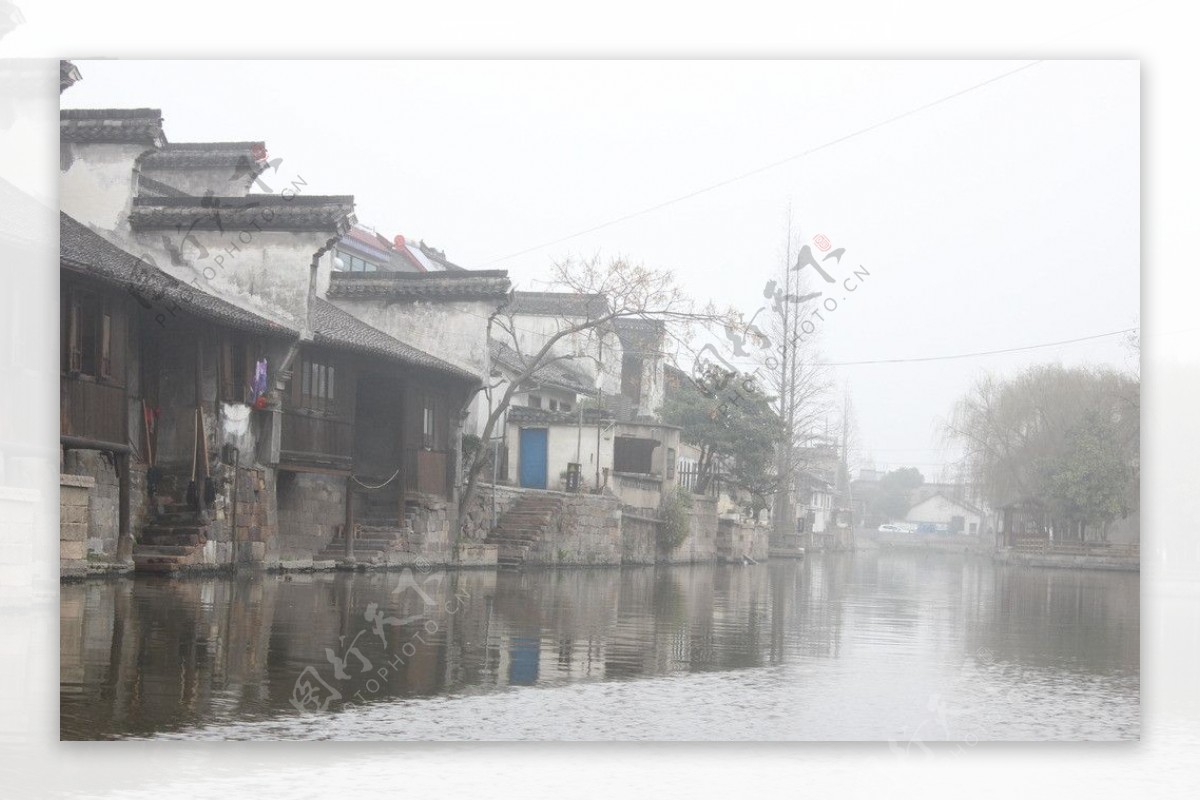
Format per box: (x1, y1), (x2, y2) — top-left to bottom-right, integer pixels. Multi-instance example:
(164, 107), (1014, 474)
(795, 470), (836, 534)
(905, 493), (985, 535)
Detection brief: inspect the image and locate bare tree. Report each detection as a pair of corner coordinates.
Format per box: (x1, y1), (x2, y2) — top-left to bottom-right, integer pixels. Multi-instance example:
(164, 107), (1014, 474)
(753, 227), (834, 537)
(456, 256), (710, 539)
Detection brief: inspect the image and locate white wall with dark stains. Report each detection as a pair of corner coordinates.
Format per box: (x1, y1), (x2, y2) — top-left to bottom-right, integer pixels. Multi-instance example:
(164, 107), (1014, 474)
(59, 141), (149, 232)
(329, 294), (494, 381)
(139, 166), (255, 198)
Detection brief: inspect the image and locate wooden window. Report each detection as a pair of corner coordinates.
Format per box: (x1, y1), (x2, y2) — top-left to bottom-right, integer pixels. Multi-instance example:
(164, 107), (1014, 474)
(65, 293), (80, 373)
(548, 399), (559, 411)
(78, 298), (98, 376)
(300, 354), (336, 413)
(422, 399), (436, 449)
(63, 289), (112, 381)
(529, 395), (542, 409)
(219, 334), (255, 403)
(99, 311), (112, 379)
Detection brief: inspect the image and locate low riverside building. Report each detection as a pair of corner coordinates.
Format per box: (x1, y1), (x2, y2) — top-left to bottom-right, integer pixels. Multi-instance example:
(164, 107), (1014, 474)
(58, 104), (506, 575)
(55, 83), (766, 576)
(484, 293), (678, 507)
(905, 492), (985, 536)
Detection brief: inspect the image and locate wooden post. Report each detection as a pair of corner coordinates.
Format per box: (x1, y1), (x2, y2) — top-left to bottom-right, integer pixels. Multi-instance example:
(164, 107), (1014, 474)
(116, 451), (133, 563)
(344, 475), (355, 561)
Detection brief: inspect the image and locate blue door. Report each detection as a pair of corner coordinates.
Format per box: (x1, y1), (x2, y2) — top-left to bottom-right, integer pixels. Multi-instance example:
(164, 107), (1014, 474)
(518, 428), (548, 489)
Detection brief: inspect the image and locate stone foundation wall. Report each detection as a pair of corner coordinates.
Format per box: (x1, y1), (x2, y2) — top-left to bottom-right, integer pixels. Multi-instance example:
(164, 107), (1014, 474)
(405, 494), (454, 563)
(621, 513), (658, 565)
(60, 475), (93, 577)
(802, 529), (858, 552)
(62, 450), (148, 560)
(993, 547), (1140, 572)
(225, 465), (274, 565)
(529, 492), (622, 566)
(862, 529), (988, 555)
(459, 484), (526, 542)
(718, 518), (770, 563)
(275, 471), (344, 563)
(661, 494), (720, 564)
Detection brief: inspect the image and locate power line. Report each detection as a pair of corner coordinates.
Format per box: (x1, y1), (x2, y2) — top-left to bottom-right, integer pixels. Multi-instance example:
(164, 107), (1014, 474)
(473, 60), (1044, 268)
(819, 327), (1137, 367)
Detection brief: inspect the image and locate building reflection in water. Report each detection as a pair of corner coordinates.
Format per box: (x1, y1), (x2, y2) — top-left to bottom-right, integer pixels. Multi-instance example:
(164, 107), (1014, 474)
(60, 554), (1138, 740)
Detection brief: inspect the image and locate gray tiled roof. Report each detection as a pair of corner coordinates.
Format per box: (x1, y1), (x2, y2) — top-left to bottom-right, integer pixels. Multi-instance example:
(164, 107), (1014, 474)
(62, 212), (477, 382)
(612, 316), (666, 351)
(130, 195), (356, 233)
(60, 108), (165, 145)
(503, 291), (609, 318)
(312, 299), (477, 382)
(328, 270), (511, 301)
(60, 212), (298, 337)
(141, 142), (265, 169)
(60, 60), (82, 94)
(489, 339), (596, 395)
(136, 174), (190, 198)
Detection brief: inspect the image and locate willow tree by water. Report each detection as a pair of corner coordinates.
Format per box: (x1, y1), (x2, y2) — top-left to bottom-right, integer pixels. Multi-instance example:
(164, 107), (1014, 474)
(945, 364), (1139, 541)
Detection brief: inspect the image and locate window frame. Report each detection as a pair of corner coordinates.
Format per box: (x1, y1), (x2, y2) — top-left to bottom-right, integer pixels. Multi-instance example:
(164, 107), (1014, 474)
(299, 353), (336, 413)
(63, 287), (113, 382)
(422, 395), (437, 450)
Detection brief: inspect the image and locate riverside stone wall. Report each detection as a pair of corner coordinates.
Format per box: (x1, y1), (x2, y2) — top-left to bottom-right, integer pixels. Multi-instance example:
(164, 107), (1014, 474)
(993, 547), (1140, 572)
(465, 485), (623, 567)
(660, 494), (720, 564)
(274, 471), (342, 565)
(860, 529), (990, 555)
(460, 484), (526, 542)
(405, 494), (455, 563)
(62, 450), (148, 562)
(718, 518), (770, 563)
(60, 475), (93, 577)
(527, 492), (622, 566)
(621, 512), (658, 565)
(226, 465), (274, 565)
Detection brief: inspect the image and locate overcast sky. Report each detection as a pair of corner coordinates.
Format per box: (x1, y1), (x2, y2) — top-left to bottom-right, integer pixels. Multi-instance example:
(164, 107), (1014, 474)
(64, 59), (1139, 479)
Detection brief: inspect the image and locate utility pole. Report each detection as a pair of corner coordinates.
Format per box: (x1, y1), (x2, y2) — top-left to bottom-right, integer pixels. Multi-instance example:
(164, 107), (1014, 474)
(841, 389), (854, 542)
(773, 214), (795, 542)
(595, 334), (603, 490)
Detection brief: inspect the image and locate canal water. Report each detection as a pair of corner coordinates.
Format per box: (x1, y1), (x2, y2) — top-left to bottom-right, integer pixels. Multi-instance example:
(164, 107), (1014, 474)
(60, 552), (1139, 741)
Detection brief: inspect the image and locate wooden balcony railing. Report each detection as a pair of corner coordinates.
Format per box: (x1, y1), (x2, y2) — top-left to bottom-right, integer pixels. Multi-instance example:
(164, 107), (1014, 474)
(402, 448), (451, 497)
(61, 377), (127, 446)
(280, 411), (353, 467)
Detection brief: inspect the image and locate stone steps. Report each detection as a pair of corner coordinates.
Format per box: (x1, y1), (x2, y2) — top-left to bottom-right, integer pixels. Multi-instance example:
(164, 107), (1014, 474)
(139, 526), (207, 547)
(154, 511), (205, 526)
(317, 539), (397, 556)
(485, 493), (565, 569)
(316, 526), (412, 562)
(132, 543), (205, 573)
(498, 514), (554, 527)
(134, 495), (210, 572)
